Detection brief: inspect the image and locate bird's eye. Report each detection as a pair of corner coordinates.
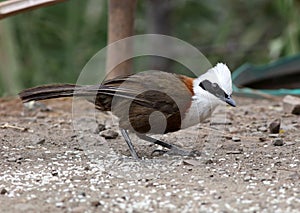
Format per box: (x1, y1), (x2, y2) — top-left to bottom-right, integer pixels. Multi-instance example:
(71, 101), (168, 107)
(212, 83), (218, 89)
(199, 82), (206, 91)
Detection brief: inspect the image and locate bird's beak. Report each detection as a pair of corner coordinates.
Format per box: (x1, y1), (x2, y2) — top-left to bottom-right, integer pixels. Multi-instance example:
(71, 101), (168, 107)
(225, 96), (236, 107)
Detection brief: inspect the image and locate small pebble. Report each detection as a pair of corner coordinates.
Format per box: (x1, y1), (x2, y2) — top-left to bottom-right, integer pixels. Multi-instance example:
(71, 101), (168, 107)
(35, 138), (45, 145)
(91, 200), (101, 207)
(183, 159), (202, 166)
(272, 138), (284, 146)
(6, 155), (22, 162)
(84, 166), (90, 171)
(7, 157), (17, 162)
(244, 176), (251, 181)
(211, 120), (232, 125)
(100, 129), (118, 139)
(94, 123), (106, 134)
(226, 150), (243, 154)
(285, 142), (296, 146)
(205, 159), (214, 164)
(269, 119), (281, 133)
(232, 136), (241, 142)
(283, 95), (300, 115)
(52, 171), (59, 176)
(269, 134), (279, 138)
(258, 126), (267, 132)
(228, 127), (238, 133)
(0, 188), (8, 195)
(259, 137), (267, 142)
(55, 202), (64, 208)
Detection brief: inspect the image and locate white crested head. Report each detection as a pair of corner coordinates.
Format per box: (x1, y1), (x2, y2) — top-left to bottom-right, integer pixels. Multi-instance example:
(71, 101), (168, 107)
(192, 63), (235, 106)
(198, 63), (232, 94)
(181, 63), (235, 129)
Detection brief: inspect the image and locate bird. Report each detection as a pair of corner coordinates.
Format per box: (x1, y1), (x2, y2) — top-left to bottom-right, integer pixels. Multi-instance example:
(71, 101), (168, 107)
(19, 63), (236, 159)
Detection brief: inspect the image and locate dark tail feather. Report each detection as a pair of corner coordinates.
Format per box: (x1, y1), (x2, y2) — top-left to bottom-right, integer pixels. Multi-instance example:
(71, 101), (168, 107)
(19, 84), (78, 102)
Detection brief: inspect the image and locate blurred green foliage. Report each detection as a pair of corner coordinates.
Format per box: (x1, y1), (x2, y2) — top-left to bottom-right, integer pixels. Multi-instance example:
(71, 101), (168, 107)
(0, 0), (300, 96)
(0, 0), (108, 95)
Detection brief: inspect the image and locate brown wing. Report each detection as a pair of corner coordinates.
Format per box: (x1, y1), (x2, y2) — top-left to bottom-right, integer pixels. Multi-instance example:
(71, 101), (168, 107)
(92, 71), (194, 134)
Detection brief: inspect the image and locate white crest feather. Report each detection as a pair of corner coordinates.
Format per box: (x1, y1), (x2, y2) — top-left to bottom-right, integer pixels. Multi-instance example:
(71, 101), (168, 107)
(197, 63), (232, 94)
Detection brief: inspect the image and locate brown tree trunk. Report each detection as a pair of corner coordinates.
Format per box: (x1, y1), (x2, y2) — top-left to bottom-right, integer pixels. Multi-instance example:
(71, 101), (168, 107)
(146, 0), (171, 35)
(106, 0), (137, 79)
(146, 0), (172, 71)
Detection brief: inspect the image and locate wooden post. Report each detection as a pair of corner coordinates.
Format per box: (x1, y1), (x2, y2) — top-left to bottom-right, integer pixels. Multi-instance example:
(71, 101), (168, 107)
(106, 0), (137, 79)
(146, 0), (172, 71)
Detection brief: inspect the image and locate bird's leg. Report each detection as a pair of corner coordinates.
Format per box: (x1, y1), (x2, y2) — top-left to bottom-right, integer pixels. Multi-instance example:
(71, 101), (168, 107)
(120, 129), (139, 160)
(136, 134), (200, 157)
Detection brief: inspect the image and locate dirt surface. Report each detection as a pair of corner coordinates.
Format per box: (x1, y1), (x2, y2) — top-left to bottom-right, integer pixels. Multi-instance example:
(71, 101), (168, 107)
(0, 96), (299, 213)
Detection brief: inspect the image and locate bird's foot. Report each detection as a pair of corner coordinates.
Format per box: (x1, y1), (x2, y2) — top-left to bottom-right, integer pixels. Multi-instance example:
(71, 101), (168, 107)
(136, 133), (201, 157)
(151, 146), (201, 157)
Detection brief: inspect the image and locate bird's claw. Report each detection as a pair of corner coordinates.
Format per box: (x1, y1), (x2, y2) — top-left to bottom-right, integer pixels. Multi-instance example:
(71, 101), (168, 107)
(151, 149), (168, 156)
(151, 146), (201, 157)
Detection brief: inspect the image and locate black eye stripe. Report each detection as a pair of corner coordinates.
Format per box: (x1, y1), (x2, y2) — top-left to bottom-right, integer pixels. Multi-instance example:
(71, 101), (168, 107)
(199, 80), (228, 99)
(199, 81), (208, 91)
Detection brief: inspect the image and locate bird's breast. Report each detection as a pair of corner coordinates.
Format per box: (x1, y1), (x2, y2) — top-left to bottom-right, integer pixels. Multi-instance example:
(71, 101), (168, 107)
(181, 98), (217, 129)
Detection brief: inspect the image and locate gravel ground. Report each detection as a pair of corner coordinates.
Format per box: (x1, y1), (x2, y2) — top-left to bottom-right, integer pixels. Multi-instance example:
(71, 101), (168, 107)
(0, 96), (299, 213)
